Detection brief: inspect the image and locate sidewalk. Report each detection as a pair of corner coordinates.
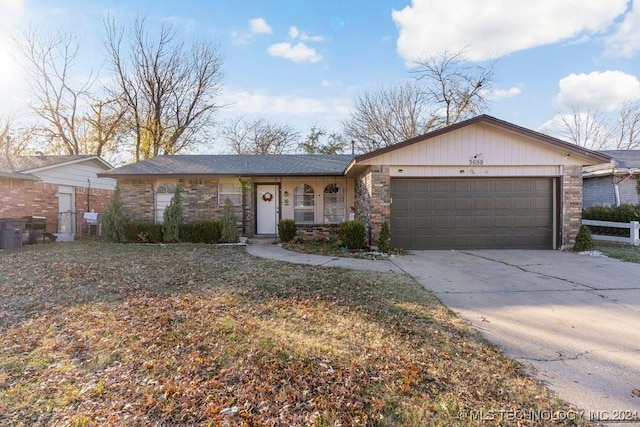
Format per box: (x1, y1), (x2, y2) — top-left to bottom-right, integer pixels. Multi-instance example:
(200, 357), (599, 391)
(245, 239), (403, 273)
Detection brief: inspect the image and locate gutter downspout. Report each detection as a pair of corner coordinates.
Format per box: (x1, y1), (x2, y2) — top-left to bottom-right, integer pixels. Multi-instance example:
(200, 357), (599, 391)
(614, 172), (633, 207)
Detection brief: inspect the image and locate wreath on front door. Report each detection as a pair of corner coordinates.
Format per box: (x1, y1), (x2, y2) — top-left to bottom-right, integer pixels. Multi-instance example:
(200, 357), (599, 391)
(262, 192), (273, 202)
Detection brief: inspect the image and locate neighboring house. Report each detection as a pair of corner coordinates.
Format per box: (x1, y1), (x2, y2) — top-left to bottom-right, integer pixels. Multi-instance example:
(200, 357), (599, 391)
(583, 150), (640, 208)
(0, 155), (116, 240)
(99, 115), (610, 250)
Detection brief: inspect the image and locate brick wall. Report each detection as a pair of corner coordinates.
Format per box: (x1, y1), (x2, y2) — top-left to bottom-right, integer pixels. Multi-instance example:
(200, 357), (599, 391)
(354, 165), (390, 245)
(583, 176), (615, 208)
(0, 178), (113, 236)
(617, 176), (640, 205)
(117, 177), (254, 236)
(562, 165), (583, 248)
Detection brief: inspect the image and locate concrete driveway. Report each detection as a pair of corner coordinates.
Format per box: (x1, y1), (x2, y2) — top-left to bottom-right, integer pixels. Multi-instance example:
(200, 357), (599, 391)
(392, 250), (640, 425)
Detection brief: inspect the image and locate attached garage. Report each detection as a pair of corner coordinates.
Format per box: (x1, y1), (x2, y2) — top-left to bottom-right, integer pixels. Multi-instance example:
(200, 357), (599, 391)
(391, 178), (554, 249)
(347, 115), (611, 250)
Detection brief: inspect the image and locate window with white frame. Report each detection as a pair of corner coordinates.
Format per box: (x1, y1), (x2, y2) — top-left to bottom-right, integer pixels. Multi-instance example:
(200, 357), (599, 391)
(324, 184), (345, 223)
(155, 183), (176, 223)
(218, 180), (243, 206)
(294, 184), (315, 223)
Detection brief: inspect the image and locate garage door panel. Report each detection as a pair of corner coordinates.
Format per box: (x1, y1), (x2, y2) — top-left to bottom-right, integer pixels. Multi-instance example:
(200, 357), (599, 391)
(494, 197), (511, 209)
(433, 181), (452, 192)
(454, 198), (471, 210)
(514, 197), (531, 209)
(473, 181), (492, 192)
(391, 178), (553, 250)
(474, 198), (492, 210)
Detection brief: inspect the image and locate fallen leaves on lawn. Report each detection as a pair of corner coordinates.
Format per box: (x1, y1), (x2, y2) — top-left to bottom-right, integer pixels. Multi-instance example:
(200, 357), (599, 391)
(0, 243), (587, 426)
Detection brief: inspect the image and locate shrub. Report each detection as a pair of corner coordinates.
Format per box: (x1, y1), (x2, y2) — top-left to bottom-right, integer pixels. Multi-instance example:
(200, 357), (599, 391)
(180, 220), (221, 243)
(573, 224), (594, 252)
(162, 185), (184, 243)
(122, 221), (163, 243)
(101, 187), (128, 243)
(278, 219), (297, 242)
(219, 198), (238, 243)
(583, 203), (640, 236)
(377, 221), (391, 253)
(340, 220), (366, 249)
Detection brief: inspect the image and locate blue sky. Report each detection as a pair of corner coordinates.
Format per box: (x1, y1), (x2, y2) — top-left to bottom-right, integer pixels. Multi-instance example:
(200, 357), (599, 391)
(1, 0), (640, 151)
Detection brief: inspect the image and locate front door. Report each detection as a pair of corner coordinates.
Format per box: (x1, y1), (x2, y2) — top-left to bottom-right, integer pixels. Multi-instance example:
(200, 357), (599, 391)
(256, 184), (279, 234)
(58, 186), (75, 236)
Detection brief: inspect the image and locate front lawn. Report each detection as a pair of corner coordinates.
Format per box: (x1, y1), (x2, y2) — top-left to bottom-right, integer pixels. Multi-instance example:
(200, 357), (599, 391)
(594, 242), (640, 263)
(0, 243), (585, 426)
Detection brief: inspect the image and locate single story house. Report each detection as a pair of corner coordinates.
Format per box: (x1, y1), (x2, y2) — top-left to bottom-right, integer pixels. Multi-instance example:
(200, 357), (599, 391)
(0, 155), (116, 240)
(583, 150), (640, 208)
(99, 115), (611, 250)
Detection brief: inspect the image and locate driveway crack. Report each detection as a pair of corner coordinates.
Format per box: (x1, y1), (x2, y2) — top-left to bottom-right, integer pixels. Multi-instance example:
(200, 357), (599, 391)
(459, 251), (600, 291)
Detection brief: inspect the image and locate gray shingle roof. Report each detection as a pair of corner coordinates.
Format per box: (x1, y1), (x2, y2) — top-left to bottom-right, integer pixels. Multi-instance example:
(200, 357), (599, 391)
(99, 154), (354, 177)
(600, 150), (640, 169)
(0, 155), (110, 173)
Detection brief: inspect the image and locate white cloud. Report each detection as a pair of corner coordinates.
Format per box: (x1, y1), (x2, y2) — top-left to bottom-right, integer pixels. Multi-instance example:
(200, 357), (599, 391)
(268, 41), (322, 63)
(288, 25), (324, 42)
(392, 0), (627, 63)
(556, 70), (640, 111)
(228, 91), (326, 114)
(490, 86), (522, 100)
(321, 79), (342, 88)
(249, 17), (272, 35)
(606, 3), (640, 57)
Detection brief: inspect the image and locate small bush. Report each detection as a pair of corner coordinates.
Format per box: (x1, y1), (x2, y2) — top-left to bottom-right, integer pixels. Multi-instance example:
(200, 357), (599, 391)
(101, 187), (128, 243)
(219, 198), (238, 243)
(340, 220), (366, 249)
(377, 221), (391, 253)
(162, 185), (184, 243)
(573, 225), (594, 252)
(180, 220), (221, 243)
(122, 221), (163, 243)
(278, 219), (297, 242)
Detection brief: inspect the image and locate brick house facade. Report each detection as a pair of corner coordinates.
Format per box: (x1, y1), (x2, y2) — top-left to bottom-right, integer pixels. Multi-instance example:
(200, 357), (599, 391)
(102, 116), (610, 250)
(0, 156), (116, 240)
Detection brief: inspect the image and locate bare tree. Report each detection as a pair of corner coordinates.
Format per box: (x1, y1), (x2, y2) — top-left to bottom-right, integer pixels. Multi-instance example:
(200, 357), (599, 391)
(343, 81), (438, 152)
(14, 26), (91, 154)
(553, 107), (613, 150)
(14, 26), (124, 157)
(104, 16), (224, 161)
(614, 100), (640, 150)
(221, 116), (299, 154)
(0, 116), (35, 157)
(298, 125), (345, 154)
(343, 50), (496, 152)
(412, 49), (496, 127)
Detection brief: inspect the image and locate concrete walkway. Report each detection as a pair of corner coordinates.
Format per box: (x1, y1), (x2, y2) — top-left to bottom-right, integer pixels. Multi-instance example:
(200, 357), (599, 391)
(245, 240), (403, 273)
(245, 241), (640, 426)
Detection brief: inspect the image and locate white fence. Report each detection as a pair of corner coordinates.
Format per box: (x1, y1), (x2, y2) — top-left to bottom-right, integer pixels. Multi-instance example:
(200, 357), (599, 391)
(581, 219), (640, 246)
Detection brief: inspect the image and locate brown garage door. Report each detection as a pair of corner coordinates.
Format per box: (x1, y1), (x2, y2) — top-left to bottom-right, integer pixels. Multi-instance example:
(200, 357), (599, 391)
(391, 178), (554, 249)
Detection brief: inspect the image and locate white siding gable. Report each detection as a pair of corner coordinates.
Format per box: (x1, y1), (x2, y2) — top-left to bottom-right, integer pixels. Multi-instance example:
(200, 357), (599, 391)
(31, 160), (116, 190)
(361, 123), (587, 168)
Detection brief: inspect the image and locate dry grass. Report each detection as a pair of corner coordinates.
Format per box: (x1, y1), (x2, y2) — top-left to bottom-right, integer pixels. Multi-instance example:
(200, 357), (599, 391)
(0, 242), (587, 426)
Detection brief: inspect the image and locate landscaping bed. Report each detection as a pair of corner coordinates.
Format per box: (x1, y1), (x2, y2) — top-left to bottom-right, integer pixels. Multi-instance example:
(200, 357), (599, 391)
(0, 242), (586, 426)
(282, 236), (405, 260)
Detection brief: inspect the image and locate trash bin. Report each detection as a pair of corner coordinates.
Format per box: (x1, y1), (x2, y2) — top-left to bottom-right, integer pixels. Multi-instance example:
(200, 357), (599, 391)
(0, 218), (25, 250)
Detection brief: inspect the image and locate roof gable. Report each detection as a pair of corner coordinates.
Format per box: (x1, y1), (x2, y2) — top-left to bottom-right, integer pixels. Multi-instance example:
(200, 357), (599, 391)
(351, 115), (611, 168)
